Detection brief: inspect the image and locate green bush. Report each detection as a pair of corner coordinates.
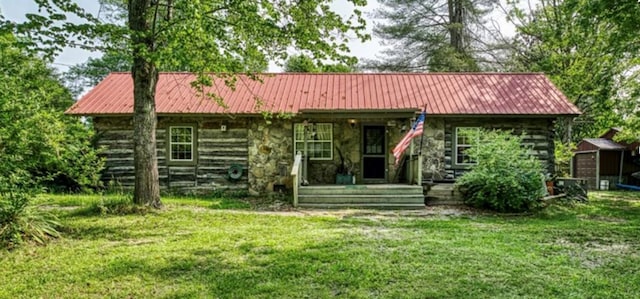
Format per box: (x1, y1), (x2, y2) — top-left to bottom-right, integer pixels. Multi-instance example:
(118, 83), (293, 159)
(87, 195), (151, 216)
(0, 33), (104, 192)
(554, 141), (576, 177)
(0, 34), (105, 248)
(455, 130), (545, 212)
(0, 178), (61, 249)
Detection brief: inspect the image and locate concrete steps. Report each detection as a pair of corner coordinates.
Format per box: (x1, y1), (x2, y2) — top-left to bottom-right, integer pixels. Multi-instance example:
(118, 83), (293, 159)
(298, 184), (425, 209)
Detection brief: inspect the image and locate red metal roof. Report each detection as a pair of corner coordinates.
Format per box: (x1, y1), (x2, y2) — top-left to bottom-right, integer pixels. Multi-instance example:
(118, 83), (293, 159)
(579, 138), (626, 151)
(66, 72), (581, 116)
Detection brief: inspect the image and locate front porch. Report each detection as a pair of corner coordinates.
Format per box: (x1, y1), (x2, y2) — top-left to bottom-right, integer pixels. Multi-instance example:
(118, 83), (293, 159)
(291, 152), (431, 208)
(290, 112), (423, 187)
(283, 114), (453, 208)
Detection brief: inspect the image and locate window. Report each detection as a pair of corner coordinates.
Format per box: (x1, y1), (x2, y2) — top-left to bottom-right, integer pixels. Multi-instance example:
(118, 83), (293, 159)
(294, 123), (333, 160)
(169, 126), (194, 162)
(455, 127), (479, 165)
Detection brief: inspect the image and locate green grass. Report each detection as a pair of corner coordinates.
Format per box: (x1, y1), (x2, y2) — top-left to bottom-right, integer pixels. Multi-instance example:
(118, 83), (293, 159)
(34, 193), (252, 210)
(2, 191), (640, 298)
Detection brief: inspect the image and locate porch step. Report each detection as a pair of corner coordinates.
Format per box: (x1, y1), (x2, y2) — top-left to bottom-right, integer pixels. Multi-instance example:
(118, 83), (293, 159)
(298, 203), (425, 209)
(298, 184), (425, 209)
(300, 185), (424, 195)
(424, 183), (464, 205)
(299, 194), (425, 204)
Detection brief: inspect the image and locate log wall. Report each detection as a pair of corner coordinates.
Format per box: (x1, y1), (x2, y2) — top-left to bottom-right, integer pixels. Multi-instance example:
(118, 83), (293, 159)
(94, 116), (249, 193)
(443, 117), (556, 178)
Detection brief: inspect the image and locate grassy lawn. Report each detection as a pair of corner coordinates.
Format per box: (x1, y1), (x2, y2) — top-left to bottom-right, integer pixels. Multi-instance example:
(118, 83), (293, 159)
(2, 192), (640, 298)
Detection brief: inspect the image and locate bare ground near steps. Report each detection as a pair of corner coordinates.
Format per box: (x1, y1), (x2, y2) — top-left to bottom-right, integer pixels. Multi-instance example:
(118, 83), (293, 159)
(245, 198), (486, 220)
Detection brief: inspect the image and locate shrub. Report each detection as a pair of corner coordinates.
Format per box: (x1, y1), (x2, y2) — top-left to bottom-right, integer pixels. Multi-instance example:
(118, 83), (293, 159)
(0, 176), (60, 249)
(89, 195), (150, 216)
(455, 130), (545, 212)
(0, 34), (104, 192)
(554, 141), (576, 177)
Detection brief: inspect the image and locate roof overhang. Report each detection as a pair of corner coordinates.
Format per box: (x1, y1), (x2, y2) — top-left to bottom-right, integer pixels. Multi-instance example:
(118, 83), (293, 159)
(431, 113), (580, 118)
(298, 109), (419, 119)
(70, 111), (580, 119)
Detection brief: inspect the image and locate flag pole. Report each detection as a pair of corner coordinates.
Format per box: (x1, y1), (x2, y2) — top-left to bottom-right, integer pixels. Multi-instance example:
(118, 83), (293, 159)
(418, 105), (427, 156)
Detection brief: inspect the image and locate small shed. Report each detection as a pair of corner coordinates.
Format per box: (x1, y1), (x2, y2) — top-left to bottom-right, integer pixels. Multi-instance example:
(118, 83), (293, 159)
(573, 128), (640, 190)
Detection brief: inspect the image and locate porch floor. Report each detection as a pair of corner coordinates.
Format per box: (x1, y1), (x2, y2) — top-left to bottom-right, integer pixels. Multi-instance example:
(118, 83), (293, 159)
(298, 184), (425, 209)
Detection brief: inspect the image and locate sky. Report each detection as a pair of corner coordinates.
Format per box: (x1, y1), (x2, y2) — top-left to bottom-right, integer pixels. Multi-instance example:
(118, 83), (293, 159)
(0, 0), (516, 72)
(0, 0), (104, 70)
(0, 0), (383, 72)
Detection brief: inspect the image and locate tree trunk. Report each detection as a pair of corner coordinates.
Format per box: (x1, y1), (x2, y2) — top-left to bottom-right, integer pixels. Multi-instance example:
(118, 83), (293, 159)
(448, 0), (464, 52)
(129, 0), (162, 208)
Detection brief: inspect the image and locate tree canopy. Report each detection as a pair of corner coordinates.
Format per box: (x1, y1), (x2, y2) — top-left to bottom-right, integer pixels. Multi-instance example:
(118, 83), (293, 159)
(284, 54), (354, 73)
(0, 33), (103, 192)
(368, 0), (501, 72)
(505, 0), (640, 141)
(2, 0), (369, 207)
(65, 51), (132, 96)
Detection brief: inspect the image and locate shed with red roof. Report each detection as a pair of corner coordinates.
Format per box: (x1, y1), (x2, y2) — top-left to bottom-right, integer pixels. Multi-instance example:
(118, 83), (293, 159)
(573, 128), (640, 190)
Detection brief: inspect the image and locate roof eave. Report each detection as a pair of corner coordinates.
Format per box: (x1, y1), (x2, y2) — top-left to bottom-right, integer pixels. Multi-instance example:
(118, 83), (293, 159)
(299, 108), (420, 114)
(431, 113), (581, 118)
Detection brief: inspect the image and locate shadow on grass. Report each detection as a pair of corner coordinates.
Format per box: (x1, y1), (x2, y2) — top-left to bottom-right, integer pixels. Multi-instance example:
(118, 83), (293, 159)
(578, 197), (640, 223)
(92, 239), (439, 298)
(65, 202), (153, 217)
(61, 220), (171, 243)
(82, 224), (638, 299)
(208, 198), (251, 210)
(161, 195), (252, 210)
(60, 223), (135, 241)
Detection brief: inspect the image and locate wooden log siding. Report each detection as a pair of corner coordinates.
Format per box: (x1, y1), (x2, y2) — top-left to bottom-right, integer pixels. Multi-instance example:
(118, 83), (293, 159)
(443, 118), (556, 178)
(94, 117), (249, 193)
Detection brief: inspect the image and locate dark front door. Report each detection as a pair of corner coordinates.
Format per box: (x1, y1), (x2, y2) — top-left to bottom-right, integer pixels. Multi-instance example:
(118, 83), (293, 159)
(362, 125), (386, 181)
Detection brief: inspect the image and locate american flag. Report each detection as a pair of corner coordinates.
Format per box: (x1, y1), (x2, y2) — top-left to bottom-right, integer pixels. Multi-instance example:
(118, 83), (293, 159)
(392, 110), (426, 166)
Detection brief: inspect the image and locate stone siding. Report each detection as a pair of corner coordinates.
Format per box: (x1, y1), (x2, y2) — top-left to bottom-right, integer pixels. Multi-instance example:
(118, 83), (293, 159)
(415, 118), (446, 180)
(304, 118), (415, 184)
(246, 119), (294, 195)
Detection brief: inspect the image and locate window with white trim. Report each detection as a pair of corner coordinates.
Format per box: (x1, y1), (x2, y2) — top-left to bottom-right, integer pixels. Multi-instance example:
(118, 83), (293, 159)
(169, 126), (194, 162)
(455, 127), (479, 165)
(294, 123), (333, 160)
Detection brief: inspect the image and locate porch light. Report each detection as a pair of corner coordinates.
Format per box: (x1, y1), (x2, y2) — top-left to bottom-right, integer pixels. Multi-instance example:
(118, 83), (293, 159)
(348, 119), (357, 129)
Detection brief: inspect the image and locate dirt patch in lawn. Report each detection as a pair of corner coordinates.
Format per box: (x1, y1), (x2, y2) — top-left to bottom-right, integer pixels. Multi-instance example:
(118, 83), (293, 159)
(240, 204), (487, 220)
(553, 238), (635, 269)
(580, 215), (628, 223)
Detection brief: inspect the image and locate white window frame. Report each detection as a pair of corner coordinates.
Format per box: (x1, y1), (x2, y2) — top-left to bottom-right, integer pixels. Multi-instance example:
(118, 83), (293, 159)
(294, 123), (333, 160)
(169, 126), (194, 162)
(455, 127), (480, 166)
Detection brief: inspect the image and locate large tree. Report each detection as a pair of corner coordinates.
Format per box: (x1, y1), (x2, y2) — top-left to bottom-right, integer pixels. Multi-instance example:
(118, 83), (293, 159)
(580, 0), (640, 142)
(2, 0), (368, 207)
(504, 0), (640, 141)
(369, 0), (500, 72)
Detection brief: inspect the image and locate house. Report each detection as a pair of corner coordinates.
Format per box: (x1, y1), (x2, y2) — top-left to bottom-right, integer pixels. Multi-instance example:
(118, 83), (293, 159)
(573, 128), (640, 190)
(67, 72), (580, 207)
